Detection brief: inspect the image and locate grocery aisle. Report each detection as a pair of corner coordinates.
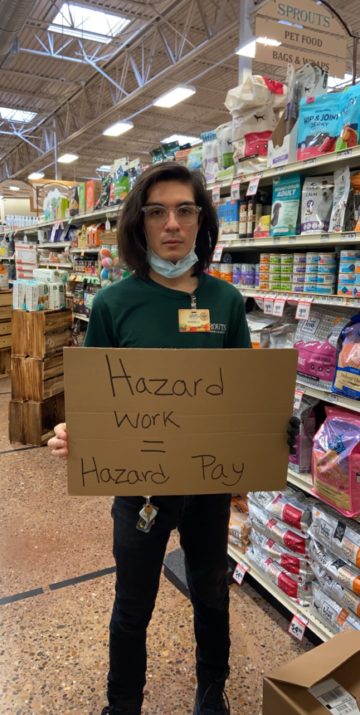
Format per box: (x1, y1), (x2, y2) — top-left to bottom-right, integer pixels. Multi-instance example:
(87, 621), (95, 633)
(0, 381), (313, 715)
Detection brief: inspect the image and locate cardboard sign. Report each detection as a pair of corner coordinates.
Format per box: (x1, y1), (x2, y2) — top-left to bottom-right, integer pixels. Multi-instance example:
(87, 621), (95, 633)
(255, 16), (347, 60)
(64, 348), (297, 496)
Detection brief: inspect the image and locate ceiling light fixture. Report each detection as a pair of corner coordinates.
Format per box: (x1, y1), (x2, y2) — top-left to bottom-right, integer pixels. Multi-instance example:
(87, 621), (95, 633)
(28, 171), (45, 180)
(153, 86), (196, 108)
(235, 40), (256, 58)
(96, 164), (112, 172)
(256, 36), (282, 47)
(103, 121), (134, 137)
(9, 185), (20, 191)
(58, 153), (79, 164)
(161, 134), (200, 145)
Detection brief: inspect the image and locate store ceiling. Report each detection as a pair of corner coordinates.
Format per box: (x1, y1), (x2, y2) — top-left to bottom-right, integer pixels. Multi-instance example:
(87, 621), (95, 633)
(0, 0), (359, 190)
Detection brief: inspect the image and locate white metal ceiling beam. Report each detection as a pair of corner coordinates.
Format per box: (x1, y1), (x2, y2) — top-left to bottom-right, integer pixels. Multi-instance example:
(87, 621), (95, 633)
(0, 0), (238, 181)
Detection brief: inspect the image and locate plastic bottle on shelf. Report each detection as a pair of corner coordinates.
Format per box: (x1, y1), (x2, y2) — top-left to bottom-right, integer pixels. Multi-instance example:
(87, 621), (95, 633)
(239, 199), (248, 238)
(246, 198), (256, 238)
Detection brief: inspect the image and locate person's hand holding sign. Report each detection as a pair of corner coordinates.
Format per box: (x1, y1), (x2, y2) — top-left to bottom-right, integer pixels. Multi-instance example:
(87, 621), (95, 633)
(48, 423), (68, 457)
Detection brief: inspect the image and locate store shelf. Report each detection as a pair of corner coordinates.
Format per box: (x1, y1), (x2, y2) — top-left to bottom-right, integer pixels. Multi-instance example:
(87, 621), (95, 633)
(238, 287), (359, 309)
(38, 242), (71, 249)
(209, 144), (360, 192)
(287, 468), (312, 495)
(38, 262), (73, 268)
(0, 256), (15, 262)
(70, 247), (100, 254)
(73, 313), (89, 322)
(218, 232), (360, 249)
(296, 379), (360, 413)
(14, 206), (121, 234)
(227, 546), (333, 642)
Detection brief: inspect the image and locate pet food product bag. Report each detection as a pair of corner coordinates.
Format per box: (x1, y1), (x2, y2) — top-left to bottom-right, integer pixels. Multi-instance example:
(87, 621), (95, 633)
(289, 395), (318, 474)
(311, 583), (360, 633)
(248, 500), (310, 555)
(294, 306), (353, 390)
(309, 539), (360, 596)
(247, 544), (312, 604)
(251, 530), (314, 582)
(329, 167), (351, 232)
(310, 501), (360, 568)
(297, 93), (342, 161)
(216, 122), (234, 171)
(312, 407), (360, 517)
(228, 510), (251, 551)
(301, 176), (334, 233)
(201, 131), (218, 183)
(248, 488), (312, 533)
(333, 313), (360, 400)
(336, 83), (360, 152)
(270, 175), (301, 237)
(310, 560), (360, 617)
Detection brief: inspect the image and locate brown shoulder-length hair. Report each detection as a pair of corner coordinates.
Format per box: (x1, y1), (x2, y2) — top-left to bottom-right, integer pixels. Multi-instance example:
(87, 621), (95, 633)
(117, 161), (219, 277)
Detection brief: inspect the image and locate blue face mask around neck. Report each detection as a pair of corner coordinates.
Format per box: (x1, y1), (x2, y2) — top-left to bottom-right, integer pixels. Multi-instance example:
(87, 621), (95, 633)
(146, 245), (198, 279)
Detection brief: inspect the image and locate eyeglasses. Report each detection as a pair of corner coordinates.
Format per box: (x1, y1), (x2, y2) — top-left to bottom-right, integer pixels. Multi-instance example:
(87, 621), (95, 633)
(141, 204), (201, 226)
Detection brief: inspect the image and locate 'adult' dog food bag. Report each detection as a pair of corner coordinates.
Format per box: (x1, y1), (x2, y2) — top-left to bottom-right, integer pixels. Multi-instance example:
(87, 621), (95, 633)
(270, 174), (301, 237)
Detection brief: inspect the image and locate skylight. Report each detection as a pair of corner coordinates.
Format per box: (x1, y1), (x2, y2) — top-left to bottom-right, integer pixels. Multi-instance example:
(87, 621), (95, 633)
(0, 107), (36, 123)
(49, 3), (131, 44)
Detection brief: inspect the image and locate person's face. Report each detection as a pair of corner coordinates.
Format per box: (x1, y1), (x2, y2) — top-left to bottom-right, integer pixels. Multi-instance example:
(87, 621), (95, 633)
(143, 180), (200, 262)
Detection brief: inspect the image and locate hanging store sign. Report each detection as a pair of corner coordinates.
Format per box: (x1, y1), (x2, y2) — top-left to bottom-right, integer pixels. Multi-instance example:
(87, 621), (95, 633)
(255, 0), (348, 76)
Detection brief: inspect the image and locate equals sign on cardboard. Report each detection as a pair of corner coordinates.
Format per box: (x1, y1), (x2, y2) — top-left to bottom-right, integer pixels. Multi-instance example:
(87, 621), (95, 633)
(141, 440), (166, 453)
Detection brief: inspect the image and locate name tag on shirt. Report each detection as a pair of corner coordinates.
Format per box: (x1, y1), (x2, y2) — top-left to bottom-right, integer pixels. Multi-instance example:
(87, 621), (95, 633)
(178, 309), (211, 333)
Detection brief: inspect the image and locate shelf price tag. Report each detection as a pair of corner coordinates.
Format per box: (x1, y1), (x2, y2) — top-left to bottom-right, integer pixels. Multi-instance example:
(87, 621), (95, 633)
(230, 180), (241, 201)
(212, 185), (221, 203)
(288, 615), (308, 641)
(246, 174), (261, 196)
(294, 388), (304, 411)
(273, 297), (286, 317)
(212, 244), (223, 262)
(296, 299), (313, 320)
(233, 561), (249, 586)
(264, 295), (274, 315)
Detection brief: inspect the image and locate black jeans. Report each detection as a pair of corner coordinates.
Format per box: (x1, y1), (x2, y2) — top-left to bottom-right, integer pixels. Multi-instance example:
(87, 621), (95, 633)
(108, 493), (231, 707)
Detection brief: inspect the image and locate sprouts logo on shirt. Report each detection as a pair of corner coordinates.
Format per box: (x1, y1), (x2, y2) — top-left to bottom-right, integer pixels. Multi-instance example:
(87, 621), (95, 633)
(210, 322), (227, 334)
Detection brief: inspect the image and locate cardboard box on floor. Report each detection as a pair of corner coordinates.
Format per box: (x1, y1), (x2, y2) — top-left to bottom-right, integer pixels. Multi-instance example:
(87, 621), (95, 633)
(64, 347), (297, 496)
(263, 631), (360, 715)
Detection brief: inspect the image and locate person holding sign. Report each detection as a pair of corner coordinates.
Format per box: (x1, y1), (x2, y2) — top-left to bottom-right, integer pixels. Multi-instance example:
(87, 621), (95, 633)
(49, 163), (298, 715)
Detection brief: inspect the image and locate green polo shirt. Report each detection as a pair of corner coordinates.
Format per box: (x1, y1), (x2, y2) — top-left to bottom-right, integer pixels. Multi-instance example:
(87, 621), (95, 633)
(84, 273), (251, 349)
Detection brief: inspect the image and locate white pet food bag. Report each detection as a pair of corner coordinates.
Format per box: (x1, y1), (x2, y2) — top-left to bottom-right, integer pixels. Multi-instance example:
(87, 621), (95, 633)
(310, 560), (360, 617)
(310, 502), (360, 569)
(329, 167), (351, 233)
(247, 543), (312, 604)
(311, 583), (360, 633)
(216, 122), (234, 170)
(248, 488), (312, 533)
(251, 530), (314, 583)
(301, 176), (334, 233)
(248, 500), (310, 555)
(309, 539), (360, 596)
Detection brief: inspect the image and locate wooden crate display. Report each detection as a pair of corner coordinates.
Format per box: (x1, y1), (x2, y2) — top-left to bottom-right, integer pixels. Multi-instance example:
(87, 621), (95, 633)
(9, 393), (65, 446)
(11, 354), (64, 401)
(0, 290), (12, 378)
(12, 309), (72, 358)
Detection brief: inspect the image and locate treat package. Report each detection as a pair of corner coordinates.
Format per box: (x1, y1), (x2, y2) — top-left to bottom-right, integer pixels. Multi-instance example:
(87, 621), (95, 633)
(216, 122), (234, 170)
(310, 501), (360, 569)
(312, 407), (360, 517)
(270, 174), (301, 237)
(251, 530), (314, 583)
(309, 538), (360, 596)
(301, 176), (334, 233)
(333, 313), (360, 400)
(288, 395), (318, 474)
(248, 488), (312, 533)
(336, 83), (360, 151)
(187, 144), (203, 171)
(247, 543), (312, 604)
(311, 583), (360, 633)
(228, 510), (251, 551)
(294, 307), (353, 390)
(329, 167), (351, 232)
(310, 559), (360, 617)
(297, 92), (341, 161)
(248, 500), (310, 555)
(201, 131), (218, 183)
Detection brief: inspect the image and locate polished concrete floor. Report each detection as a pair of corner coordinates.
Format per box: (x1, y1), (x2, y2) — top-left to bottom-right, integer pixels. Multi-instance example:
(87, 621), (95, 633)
(0, 378), (314, 714)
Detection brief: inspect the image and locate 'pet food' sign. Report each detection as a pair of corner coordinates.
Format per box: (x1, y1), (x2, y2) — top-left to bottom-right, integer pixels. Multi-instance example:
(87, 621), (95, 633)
(64, 348), (297, 496)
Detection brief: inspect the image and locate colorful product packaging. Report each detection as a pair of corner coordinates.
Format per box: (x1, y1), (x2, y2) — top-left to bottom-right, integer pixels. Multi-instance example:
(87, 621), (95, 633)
(270, 175), (301, 237)
(312, 406), (360, 517)
(297, 93), (342, 161)
(333, 313), (360, 400)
